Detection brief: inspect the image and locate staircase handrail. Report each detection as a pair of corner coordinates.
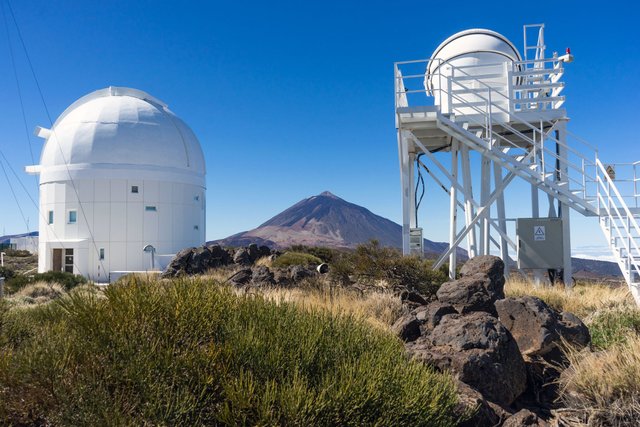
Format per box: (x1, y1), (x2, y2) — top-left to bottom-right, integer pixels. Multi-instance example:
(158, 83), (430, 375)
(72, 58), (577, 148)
(596, 158), (640, 233)
(595, 159), (640, 284)
(434, 72), (598, 199)
(396, 58), (598, 166)
(444, 78), (594, 181)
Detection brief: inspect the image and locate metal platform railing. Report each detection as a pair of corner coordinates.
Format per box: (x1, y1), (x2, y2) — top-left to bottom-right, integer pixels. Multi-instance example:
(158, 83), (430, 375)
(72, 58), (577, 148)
(395, 55), (640, 304)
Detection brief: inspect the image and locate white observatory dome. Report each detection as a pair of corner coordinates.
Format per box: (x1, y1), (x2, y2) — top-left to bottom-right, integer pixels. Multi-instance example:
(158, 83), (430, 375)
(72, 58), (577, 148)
(31, 86), (207, 282)
(424, 29), (522, 119)
(39, 86), (205, 178)
(426, 29), (522, 90)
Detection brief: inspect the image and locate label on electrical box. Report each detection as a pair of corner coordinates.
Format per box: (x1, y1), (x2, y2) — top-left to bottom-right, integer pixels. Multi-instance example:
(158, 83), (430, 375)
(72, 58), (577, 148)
(534, 226), (546, 241)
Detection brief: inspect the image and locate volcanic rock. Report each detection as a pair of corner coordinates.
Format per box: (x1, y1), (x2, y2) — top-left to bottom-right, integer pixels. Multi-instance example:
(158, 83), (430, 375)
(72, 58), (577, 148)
(495, 296), (590, 356)
(407, 311), (527, 407)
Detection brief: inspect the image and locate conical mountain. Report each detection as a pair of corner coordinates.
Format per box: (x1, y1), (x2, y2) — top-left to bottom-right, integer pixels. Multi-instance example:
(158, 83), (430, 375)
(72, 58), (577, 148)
(212, 191), (460, 255)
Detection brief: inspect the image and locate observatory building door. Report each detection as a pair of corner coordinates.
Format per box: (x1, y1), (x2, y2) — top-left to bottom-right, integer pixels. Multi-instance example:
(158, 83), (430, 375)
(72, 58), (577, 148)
(52, 248), (74, 273)
(52, 249), (62, 272)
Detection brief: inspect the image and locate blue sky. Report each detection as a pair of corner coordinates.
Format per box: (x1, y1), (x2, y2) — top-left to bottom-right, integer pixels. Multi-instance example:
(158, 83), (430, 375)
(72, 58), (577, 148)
(0, 0), (638, 258)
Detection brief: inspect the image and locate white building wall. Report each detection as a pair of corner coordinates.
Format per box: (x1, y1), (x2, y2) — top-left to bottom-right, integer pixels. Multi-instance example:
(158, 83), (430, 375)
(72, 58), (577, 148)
(38, 177), (205, 282)
(9, 236), (39, 253)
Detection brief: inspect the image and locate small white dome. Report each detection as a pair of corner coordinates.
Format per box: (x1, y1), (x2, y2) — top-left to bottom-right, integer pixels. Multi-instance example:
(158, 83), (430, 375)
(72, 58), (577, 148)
(428, 29), (522, 75)
(39, 87), (205, 175)
(424, 29), (523, 95)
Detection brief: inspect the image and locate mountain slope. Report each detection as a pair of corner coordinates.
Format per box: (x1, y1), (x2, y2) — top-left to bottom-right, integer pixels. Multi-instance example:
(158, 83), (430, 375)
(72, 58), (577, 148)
(212, 191), (462, 256)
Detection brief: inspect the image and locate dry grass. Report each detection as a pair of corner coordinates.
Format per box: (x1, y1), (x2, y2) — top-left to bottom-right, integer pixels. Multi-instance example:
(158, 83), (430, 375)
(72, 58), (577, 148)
(250, 285), (403, 331)
(202, 266), (240, 283)
(4, 282), (104, 308)
(505, 278), (635, 318)
(4, 281), (65, 307)
(254, 256), (273, 267)
(506, 278), (640, 426)
(558, 337), (640, 425)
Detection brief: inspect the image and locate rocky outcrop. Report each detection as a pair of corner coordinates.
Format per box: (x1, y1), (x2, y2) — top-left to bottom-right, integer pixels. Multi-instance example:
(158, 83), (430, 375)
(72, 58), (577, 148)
(459, 255), (506, 299)
(391, 314), (422, 343)
(436, 255), (505, 315)
(502, 409), (550, 427)
(163, 244), (324, 288)
(228, 268), (253, 286)
(227, 265), (318, 289)
(163, 244), (276, 277)
(408, 312), (526, 407)
(455, 380), (511, 427)
(417, 301), (456, 331)
(250, 266), (276, 287)
(392, 255), (590, 425)
(495, 296), (590, 356)
(436, 274), (499, 315)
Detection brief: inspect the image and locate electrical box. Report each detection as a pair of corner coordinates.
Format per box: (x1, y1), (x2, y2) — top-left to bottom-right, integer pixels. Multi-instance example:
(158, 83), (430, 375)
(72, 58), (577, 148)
(409, 228), (423, 255)
(516, 218), (564, 269)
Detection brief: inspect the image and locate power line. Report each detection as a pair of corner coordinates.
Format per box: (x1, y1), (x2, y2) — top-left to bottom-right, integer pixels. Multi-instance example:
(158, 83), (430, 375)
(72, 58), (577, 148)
(0, 148), (84, 273)
(4, 0), (106, 275)
(1, 0), (38, 192)
(0, 155), (29, 233)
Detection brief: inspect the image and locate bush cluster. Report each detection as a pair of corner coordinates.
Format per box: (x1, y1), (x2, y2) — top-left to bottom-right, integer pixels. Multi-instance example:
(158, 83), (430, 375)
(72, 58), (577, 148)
(287, 245), (337, 263)
(329, 240), (448, 297)
(3, 249), (32, 257)
(0, 266), (16, 281)
(271, 251), (324, 268)
(588, 307), (640, 350)
(4, 271), (87, 295)
(0, 277), (460, 426)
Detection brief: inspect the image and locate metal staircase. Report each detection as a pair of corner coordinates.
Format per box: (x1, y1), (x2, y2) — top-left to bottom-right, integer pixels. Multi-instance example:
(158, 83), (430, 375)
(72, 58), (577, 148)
(395, 53), (640, 305)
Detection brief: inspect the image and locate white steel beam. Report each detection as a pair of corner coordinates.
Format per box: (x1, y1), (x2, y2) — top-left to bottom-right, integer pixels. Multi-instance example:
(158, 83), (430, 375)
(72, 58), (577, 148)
(481, 156), (491, 255)
(434, 166), (520, 270)
(414, 138), (517, 251)
(557, 120), (573, 286)
(398, 129), (412, 255)
(460, 145), (478, 257)
(449, 140), (459, 279)
(494, 160), (510, 276)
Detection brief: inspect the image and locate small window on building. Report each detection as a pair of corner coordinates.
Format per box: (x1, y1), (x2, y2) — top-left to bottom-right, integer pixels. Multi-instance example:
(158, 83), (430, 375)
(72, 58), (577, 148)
(68, 210), (77, 224)
(131, 185), (139, 194)
(99, 248), (105, 260)
(48, 210), (54, 224)
(194, 225), (199, 230)
(145, 206), (157, 212)
(194, 195), (199, 201)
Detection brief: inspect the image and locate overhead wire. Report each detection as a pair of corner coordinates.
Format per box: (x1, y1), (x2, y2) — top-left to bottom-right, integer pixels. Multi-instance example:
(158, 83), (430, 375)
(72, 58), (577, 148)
(1, 0), (38, 192)
(3, 0), (106, 275)
(0, 149), (85, 273)
(0, 154), (29, 232)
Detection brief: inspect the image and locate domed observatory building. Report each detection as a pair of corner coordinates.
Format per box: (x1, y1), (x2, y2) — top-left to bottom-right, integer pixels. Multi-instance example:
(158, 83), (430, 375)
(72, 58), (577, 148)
(26, 87), (206, 282)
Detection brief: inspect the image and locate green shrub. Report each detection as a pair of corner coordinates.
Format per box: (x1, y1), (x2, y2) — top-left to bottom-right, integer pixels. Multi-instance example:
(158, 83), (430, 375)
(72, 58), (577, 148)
(0, 266), (16, 281)
(0, 278), (460, 426)
(5, 271), (87, 295)
(288, 245), (337, 263)
(4, 249), (31, 257)
(328, 241), (448, 297)
(272, 251), (323, 268)
(589, 307), (640, 349)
